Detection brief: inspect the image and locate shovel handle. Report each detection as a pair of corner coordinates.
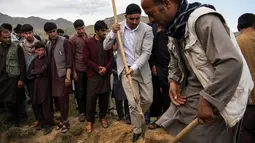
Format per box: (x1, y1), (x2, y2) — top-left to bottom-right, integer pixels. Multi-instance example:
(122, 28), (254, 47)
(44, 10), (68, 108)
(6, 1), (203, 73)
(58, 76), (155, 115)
(171, 118), (199, 143)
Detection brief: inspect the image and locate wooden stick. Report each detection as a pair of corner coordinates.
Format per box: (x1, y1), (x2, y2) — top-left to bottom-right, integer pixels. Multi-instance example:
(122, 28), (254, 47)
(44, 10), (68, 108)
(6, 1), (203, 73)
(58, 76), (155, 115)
(110, 0), (146, 139)
(171, 118), (199, 143)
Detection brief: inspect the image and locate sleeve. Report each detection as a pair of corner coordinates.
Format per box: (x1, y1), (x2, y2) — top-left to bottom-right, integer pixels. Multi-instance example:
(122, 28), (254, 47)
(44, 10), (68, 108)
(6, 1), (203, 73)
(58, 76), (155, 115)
(133, 27), (154, 70)
(83, 40), (100, 72)
(105, 49), (114, 72)
(64, 39), (73, 69)
(18, 45), (25, 82)
(195, 14), (243, 111)
(27, 58), (35, 80)
(167, 40), (183, 84)
(103, 30), (117, 51)
(31, 60), (48, 75)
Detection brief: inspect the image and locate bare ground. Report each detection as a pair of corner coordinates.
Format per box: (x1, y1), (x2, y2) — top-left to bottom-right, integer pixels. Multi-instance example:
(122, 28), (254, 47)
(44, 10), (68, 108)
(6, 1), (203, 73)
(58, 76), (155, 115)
(0, 96), (172, 143)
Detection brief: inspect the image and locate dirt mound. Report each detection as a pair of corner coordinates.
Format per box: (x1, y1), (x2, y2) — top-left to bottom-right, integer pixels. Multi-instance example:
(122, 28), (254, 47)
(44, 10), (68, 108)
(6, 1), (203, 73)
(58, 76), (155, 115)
(99, 121), (172, 143)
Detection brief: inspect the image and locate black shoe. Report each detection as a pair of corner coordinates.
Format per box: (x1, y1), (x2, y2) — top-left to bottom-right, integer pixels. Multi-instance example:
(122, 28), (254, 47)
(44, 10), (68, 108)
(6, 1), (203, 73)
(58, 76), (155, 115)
(132, 133), (141, 142)
(126, 117), (131, 125)
(43, 126), (53, 135)
(117, 116), (124, 121)
(125, 115), (131, 124)
(20, 113), (28, 123)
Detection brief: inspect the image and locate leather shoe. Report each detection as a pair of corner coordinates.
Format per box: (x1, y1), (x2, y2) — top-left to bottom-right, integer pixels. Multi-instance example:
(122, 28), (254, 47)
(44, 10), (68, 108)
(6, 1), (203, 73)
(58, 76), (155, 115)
(132, 133), (141, 142)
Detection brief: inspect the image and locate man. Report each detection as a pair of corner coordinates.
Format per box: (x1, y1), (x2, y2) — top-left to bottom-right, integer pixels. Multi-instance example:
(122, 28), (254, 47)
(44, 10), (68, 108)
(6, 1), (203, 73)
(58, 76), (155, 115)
(70, 19), (89, 122)
(84, 20), (113, 133)
(44, 22), (73, 133)
(104, 4), (153, 142)
(148, 23), (170, 129)
(141, 0), (253, 143)
(19, 24), (40, 126)
(0, 28), (25, 126)
(57, 29), (65, 36)
(13, 24), (23, 41)
(1, 23), (19, 42)
(236, 13), (255, 143)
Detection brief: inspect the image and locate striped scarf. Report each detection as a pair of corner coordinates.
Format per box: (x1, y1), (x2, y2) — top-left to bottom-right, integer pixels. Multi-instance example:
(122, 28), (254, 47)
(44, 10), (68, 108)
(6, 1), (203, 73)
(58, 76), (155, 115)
(165, 0), (215, 39)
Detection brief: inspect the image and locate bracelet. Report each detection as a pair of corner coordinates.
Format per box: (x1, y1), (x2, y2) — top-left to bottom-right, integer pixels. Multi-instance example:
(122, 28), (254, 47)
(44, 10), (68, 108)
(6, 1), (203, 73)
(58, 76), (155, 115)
(66, 77), (71, 81)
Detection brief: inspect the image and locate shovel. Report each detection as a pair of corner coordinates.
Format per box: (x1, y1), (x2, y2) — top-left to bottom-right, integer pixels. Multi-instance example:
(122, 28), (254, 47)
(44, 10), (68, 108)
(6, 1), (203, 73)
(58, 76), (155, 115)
(168, 118), (199, 143)
(110, 0), (146, 141)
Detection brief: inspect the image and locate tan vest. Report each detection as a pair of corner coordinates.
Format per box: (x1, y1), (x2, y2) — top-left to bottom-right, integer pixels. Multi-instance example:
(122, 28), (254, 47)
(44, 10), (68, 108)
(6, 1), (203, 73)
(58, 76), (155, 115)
(183, 7), (253, 127)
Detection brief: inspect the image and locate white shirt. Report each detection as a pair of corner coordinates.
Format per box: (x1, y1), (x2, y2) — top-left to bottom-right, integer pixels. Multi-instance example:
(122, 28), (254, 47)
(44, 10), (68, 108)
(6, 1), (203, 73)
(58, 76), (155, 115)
(110, 23), (139, 71)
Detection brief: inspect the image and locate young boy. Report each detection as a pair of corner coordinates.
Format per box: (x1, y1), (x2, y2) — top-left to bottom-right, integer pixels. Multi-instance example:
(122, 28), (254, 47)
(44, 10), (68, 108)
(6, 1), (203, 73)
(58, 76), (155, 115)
(27, 41), (53, 135)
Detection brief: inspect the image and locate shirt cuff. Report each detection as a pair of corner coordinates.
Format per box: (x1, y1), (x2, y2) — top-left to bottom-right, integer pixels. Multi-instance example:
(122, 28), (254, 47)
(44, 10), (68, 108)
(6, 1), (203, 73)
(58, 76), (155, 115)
(109, 30), (117, 39)
(130, 64), (138, 72)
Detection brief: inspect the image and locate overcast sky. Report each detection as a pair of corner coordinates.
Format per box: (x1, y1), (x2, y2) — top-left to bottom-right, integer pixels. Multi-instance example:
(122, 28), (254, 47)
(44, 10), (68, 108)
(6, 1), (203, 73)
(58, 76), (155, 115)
(0, 0), (254, 31)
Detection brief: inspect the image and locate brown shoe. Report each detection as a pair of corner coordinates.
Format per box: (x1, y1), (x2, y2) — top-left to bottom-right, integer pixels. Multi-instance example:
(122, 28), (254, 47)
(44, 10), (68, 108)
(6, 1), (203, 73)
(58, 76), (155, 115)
(100, 119), (109, 128)
(86, 122), (93, 133)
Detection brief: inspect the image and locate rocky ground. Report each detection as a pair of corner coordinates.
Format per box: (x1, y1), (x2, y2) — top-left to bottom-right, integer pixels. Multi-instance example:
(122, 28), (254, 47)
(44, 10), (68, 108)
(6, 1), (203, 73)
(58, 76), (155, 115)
(0, 96), (172, 143)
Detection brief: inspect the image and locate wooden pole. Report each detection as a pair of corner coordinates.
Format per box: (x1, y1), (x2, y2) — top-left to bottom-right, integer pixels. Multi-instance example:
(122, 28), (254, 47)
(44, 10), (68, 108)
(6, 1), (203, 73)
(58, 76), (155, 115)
(110, 0), (146, 140)
(170, 118), (199, 143)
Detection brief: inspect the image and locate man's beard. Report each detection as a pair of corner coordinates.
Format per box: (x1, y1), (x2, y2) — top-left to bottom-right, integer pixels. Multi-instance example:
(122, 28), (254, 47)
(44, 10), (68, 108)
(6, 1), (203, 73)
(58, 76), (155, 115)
(26, 37), (34, 43)
(2, 41), (11, 48)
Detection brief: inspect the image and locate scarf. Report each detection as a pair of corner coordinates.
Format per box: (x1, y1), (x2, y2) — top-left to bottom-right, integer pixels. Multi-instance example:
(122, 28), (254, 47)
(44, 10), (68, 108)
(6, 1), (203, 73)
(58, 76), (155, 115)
(21, 37), (39, 71)
(165, 0), (215, 39)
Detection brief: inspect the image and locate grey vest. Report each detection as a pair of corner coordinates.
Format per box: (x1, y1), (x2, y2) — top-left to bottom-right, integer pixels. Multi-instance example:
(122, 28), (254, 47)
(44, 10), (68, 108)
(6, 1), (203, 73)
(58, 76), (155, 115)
(47, 36), (66, 77)
(6, 42), (20, 77)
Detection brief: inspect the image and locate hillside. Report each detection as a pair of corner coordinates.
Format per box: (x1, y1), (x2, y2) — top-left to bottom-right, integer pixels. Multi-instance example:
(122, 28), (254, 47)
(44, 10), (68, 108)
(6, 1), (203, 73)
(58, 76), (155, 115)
(0, 13), (148, 38)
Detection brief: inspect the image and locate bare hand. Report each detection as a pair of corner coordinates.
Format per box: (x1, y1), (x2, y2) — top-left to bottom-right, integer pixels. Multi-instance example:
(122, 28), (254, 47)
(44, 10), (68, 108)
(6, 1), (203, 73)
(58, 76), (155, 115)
(98, 66), (107, 76)
(17, 80), (24, 88)
(73, 71), (78, 82)
(169, 81), (186, 106)
(126, 68), (134, 77)
(197, 97), (215, 125)
(152, 65), (157, 76)
(65, 78), (71, 87)
(112, 23), (120, 33)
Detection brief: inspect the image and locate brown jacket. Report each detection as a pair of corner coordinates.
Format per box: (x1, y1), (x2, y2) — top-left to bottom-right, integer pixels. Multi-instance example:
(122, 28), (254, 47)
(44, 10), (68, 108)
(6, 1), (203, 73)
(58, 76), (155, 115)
(237, 30), (255, 104)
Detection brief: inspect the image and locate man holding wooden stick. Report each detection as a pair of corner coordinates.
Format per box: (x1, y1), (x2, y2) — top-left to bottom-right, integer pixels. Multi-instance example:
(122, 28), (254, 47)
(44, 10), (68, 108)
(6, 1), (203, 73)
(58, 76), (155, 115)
(103, 3), (154, 142)
(141, 0), (253, 143)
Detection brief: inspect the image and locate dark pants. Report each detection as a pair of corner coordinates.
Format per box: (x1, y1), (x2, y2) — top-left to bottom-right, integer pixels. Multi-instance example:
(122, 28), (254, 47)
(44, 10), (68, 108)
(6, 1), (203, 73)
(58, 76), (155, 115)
(6, 87), (25, 125)
(32, 98), (53, 126)
(86, 92), (109, 122)
(54, 95), (69, 122)
(75, 71), (87, 114)
(150, 76), (170, 117)
(115, 99), (129, 118)
(238, 105), (255, 143)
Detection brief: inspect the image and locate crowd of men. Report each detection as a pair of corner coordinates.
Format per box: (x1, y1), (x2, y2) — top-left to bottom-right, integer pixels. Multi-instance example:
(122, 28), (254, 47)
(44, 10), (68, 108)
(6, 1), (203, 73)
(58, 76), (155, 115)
(0, 0), (254, 142)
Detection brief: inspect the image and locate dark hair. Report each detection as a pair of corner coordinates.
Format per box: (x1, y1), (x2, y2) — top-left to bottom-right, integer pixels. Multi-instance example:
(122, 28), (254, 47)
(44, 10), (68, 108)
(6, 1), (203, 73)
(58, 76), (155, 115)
(44, 22), (57, 32)
(0, 28), (11, 36)
(238, 13), (255, 30)
(57, 28), (64, 34)
(1, 23), (12, 32)
(63, 35), (70, 39)
(21, 24), (34, 32)
(74, 19), (85, 29)
(14, 24), (22, 33)
(94, 20), (108, 32)
(34, 41), (45, 49)
(125, 3), (141, 15)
